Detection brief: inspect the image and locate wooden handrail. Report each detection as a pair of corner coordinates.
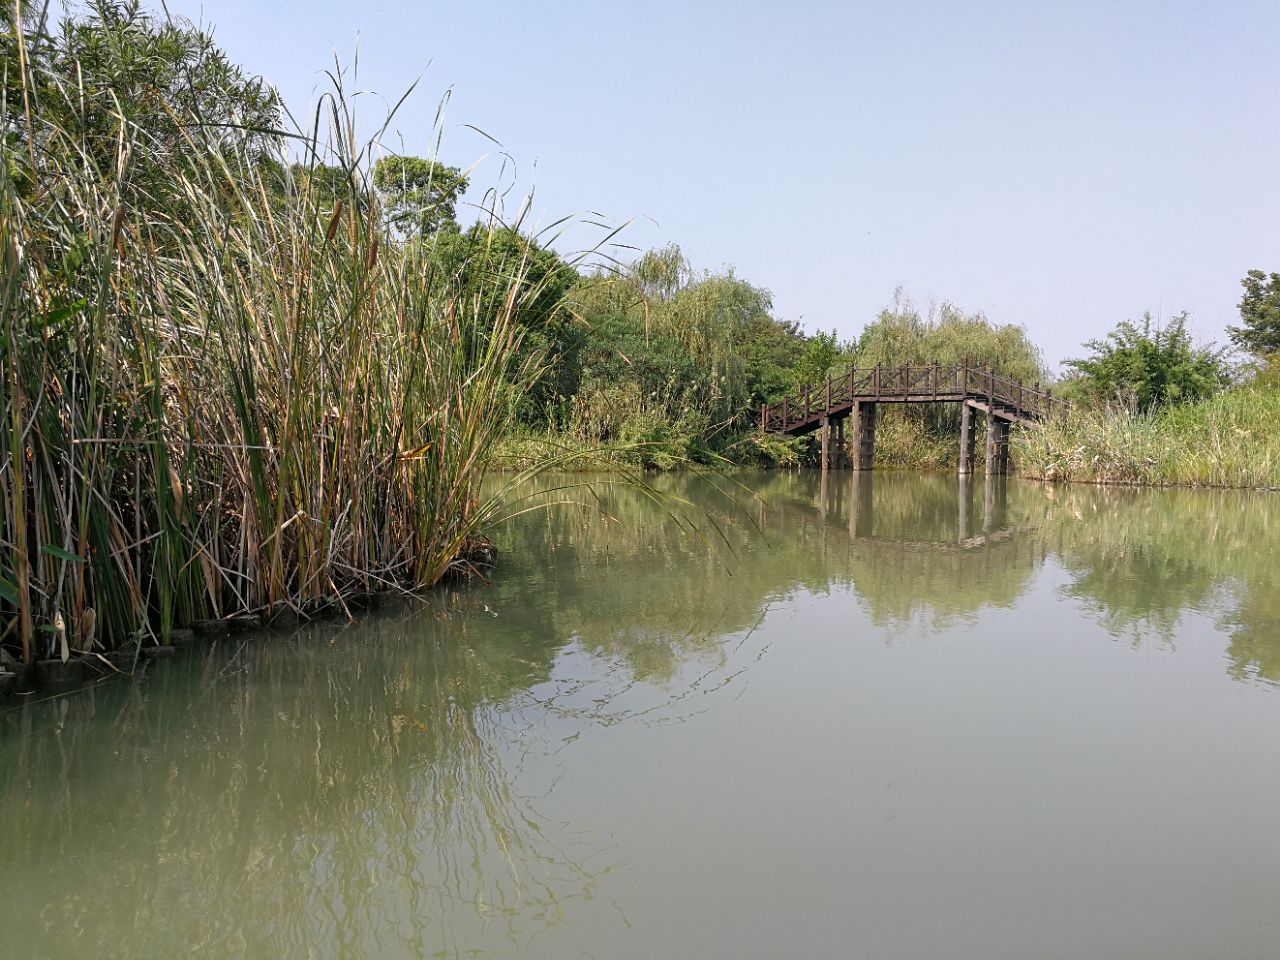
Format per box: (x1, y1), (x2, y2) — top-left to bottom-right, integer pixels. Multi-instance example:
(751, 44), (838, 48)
(757, 362), (1070, 431)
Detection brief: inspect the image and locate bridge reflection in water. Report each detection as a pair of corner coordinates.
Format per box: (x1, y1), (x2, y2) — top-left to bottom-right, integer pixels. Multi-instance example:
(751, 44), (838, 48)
(818, 470), (1012, 545)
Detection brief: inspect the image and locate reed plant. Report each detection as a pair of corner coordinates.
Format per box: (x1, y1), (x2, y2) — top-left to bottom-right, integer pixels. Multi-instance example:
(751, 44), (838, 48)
(1, 27), (571, 662)
(1013, 386), (1280, 488)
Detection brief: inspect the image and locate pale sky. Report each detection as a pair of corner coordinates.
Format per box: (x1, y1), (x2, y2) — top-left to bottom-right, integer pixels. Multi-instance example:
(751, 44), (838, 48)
(163, 0), (1280, 370)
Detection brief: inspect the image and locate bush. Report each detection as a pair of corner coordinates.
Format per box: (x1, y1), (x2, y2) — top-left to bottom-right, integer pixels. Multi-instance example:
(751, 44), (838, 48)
(1064, 313), (1230, 412)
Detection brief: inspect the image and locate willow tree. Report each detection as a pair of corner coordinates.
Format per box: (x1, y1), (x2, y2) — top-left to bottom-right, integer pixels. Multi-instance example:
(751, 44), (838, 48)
(854, 296), (1046, 383)
(851, 295), (1048, 467)
(649, 272), (775, 423)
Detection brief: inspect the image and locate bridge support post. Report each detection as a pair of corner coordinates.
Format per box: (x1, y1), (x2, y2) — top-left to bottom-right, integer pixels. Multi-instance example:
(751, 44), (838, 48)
(854, 402), (877, 471)
(958, 402), (976, 475)
(820, 416), (831, 473)
(985, 416), (1010, 476)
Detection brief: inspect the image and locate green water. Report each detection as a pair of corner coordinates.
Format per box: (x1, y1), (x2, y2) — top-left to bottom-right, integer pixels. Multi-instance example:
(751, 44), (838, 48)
(3, 471), (1280, 959)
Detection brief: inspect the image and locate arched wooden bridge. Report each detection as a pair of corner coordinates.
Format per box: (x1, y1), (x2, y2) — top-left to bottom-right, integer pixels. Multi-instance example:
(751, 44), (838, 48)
(756, 363), (1069, 475)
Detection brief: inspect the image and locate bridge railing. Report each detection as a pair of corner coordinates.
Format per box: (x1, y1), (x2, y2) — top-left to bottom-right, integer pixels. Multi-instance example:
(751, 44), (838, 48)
(758, 363), (1070, 433)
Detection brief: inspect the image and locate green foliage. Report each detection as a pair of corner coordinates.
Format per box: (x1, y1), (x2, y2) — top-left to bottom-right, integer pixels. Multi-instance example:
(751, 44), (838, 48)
(731, 430), (806, 467)
(740, 315), (806, 406)
(21, 1), (282, 211)
(653, 272), (774, 421)
(571, 312), (697, 429)
(286, 161), (360, 211)
(566, 245), (805, 464)
(788, 329), (848, 391)
(372, 156), (468, 238)
(560, 306), (716, 466)
(1229, 269), (1280, 360)
(427, 224), (581, 426)
(1064, 313), (1229, 412)
(631, 244), (690, 302)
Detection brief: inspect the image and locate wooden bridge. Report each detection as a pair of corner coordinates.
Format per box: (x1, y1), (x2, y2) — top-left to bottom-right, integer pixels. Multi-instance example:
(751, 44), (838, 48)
(757, 363), (1069, 475)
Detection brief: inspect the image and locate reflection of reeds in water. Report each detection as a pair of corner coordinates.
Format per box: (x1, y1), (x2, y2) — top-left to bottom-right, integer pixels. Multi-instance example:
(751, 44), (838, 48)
(0, 606), (616, 957)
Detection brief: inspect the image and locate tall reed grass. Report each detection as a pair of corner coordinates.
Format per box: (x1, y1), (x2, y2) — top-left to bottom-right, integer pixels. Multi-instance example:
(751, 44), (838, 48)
(1014, 387), (1280, 488)
(1, 48), (566, 662)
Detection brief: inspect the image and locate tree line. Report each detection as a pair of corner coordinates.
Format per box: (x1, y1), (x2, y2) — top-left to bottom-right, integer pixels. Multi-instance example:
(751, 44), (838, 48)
(29, 3), (1277, 468)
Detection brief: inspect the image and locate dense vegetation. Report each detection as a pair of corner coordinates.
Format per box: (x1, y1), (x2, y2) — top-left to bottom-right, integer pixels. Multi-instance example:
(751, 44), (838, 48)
(1015, 281), (1280, 488)
(3, 0), (1276, 672)
(500, 281), (1048, 470)
(1061, 313), (1229, 412)
(0, 1), (587, 663)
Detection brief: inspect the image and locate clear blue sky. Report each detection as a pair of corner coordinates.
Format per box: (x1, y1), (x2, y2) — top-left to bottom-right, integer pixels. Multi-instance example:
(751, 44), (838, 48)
(166, 0), (1280, 370)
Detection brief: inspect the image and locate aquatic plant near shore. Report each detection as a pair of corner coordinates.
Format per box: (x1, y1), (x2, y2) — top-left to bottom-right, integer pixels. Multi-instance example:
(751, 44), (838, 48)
(0, 46), (575, 662)
(1013, 387), (1280, 488)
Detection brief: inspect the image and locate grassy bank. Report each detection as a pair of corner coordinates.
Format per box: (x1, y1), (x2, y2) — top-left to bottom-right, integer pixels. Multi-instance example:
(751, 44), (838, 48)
(493, 422), (805, 472)
(1013, 386), (1280, 488)
(504, 385), (1280, 490)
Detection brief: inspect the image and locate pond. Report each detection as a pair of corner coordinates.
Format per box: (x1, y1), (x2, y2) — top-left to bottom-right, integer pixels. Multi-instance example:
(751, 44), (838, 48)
(2, 471), (1279, 959)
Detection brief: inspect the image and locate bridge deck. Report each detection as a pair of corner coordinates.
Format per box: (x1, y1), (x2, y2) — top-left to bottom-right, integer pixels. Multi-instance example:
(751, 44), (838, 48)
(758, 363), (1067, 436)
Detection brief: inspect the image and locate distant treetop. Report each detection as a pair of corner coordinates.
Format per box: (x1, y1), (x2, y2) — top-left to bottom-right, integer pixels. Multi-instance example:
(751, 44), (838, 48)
(1229, 269), (1280, 360)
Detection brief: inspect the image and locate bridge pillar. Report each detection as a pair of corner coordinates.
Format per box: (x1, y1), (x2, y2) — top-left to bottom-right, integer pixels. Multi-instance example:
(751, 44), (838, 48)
(985, 416), (1011, 476)
(820, 416), (831, 472)
(958, 402), (977, 475)
(854, 402), (877, 471)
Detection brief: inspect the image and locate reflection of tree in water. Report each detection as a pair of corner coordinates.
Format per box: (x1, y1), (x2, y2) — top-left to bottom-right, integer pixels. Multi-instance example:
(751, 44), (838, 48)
(502, 472), (1280, 687)
(0, 608), (613, 959)
(1222, 586), (1280, 684)
(491, 476), (799, 689)
(1028, 483), (1280, 680)
(493, 471), (1048, 667)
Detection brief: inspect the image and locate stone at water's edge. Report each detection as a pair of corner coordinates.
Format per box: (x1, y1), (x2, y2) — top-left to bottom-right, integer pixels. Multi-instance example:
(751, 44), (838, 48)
(35, 658), (87, 686)
(443, 536), (499, 584)
(267, 604), (302, 626)
(103, 648), (138, 669)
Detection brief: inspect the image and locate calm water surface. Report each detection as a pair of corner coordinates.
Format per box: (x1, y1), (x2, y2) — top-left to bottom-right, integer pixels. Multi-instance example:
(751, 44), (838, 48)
(3, 472), (1280, 959)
